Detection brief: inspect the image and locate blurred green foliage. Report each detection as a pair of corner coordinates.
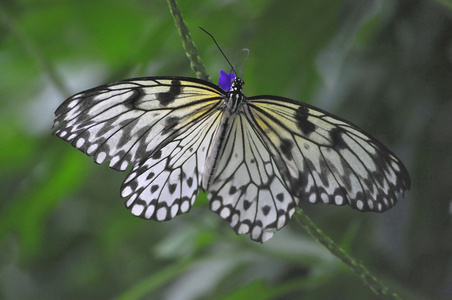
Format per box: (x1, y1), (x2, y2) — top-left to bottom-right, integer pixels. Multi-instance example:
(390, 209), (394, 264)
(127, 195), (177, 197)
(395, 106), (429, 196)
(1, 0), (451, 299)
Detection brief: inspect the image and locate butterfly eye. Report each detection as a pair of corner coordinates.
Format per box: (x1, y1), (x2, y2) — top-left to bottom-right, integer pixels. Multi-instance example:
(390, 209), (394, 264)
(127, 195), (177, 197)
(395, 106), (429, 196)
(218, 70), (236, 92)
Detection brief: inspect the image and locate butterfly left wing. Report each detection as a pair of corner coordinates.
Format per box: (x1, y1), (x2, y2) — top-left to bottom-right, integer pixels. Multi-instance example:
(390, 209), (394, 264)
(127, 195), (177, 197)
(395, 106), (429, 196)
(245, 96), (411, 213)
(53, 77), (225, 220)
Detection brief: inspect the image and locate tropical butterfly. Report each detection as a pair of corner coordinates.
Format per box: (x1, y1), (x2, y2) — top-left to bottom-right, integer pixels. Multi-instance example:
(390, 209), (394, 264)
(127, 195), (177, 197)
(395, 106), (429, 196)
(53, 65), (410, 243)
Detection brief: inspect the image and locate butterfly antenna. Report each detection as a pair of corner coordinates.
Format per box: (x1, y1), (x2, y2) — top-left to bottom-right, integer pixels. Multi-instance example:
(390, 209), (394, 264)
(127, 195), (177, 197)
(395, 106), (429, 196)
(199, 27), (237, 75)
(241, 48), (250, 78)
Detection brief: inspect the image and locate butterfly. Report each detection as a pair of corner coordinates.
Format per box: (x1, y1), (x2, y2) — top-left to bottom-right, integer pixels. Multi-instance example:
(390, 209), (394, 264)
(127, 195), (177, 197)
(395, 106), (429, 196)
(53, 69), (410, 243)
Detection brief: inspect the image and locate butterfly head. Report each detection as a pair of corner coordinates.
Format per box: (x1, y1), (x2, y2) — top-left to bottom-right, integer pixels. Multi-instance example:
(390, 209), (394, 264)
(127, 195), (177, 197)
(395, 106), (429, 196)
(219, 70), (244, 92)
(219, 70), (245, 113)
(230, 77), (244, 93)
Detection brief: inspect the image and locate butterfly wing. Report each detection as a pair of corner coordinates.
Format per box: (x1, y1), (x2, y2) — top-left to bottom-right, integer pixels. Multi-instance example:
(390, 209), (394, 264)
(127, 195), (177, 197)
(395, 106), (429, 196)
(53, 76), (224, 220)
(207, 113), (298, 242)
(205, 94), (410, 243)
(245, 96), (411, 212)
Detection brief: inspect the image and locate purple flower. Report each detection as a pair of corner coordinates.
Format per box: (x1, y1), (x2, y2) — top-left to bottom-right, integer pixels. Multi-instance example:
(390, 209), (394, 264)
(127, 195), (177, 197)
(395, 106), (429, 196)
(218, 70), (236, 92)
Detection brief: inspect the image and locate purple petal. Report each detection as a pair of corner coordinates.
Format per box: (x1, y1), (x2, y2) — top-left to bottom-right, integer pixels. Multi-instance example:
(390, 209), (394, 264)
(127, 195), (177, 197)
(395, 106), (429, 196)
(218, 70), (236, 92)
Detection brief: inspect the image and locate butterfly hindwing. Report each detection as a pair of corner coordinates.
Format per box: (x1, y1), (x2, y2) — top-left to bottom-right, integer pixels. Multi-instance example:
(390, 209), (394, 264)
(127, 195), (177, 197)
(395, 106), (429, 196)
(207, 113), (298, 242)
(246, 96), (410, 212)
(121, 108), (222, 220)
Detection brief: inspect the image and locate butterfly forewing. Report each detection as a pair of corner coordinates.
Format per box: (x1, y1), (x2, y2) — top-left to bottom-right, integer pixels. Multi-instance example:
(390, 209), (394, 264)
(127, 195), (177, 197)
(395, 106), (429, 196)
(53, 77), (224, 171)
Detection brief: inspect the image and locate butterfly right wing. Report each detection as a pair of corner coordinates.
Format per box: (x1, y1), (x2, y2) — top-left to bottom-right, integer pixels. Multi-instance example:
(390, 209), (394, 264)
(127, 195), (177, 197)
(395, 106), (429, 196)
(53, 76), (224, 220)
(246, 96), (410, 212)
(206, 113), (298, 242)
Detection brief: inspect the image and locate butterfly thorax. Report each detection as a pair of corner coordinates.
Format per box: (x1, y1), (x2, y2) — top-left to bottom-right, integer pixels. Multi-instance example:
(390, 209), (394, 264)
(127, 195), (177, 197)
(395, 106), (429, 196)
(225, 78), (245, 113)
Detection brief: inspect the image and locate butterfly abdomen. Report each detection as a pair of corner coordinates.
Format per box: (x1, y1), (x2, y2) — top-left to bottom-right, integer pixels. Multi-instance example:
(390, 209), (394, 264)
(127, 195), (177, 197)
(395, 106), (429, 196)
(202, 110), (234, 191)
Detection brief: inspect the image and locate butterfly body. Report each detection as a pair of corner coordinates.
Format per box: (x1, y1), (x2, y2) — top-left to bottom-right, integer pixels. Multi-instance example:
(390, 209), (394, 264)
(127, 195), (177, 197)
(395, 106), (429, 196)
(203, 77), (246, 190)
(53, 74), (410, 243)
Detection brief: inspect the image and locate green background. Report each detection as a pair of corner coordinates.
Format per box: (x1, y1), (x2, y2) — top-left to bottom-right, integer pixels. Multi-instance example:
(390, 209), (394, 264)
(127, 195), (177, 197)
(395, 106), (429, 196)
(1, 0), (451, 299)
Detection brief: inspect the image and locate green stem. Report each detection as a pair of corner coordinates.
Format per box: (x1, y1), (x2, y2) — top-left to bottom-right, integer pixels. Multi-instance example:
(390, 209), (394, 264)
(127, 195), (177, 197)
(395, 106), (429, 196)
(295, 208), (402, 299)
(167, 0), (211, 82)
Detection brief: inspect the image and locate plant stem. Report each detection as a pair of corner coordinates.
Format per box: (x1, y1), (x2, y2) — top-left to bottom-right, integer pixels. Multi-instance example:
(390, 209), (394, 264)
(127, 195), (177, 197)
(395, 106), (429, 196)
(167, 0), (211, 82)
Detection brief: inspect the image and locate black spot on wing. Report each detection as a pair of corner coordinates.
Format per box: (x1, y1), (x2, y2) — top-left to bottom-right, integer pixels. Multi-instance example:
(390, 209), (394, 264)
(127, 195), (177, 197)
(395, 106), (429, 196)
(169, 183), (177, 194)
(146, 172), (155, 180)
(262, 205), (271, 216)
(295, 106), (316, 135)
(151, 185), (159, 193)
(152, 150), (162, 160)
(167, 116), (180, 125)
(157, 79), (182, 106)
(280, 139), (294, 160)
(229, 186), (237, 195)
(330, 127), (347, 149)
(243, 200), (251, 210)
(162, 116), (180, 135)
(123, 89), (142, 110)
(187, 177), (193, 187)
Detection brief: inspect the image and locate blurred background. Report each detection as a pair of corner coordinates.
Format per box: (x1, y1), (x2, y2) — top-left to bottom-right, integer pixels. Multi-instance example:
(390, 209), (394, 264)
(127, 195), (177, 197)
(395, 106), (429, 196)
(1, 0), (451, 299)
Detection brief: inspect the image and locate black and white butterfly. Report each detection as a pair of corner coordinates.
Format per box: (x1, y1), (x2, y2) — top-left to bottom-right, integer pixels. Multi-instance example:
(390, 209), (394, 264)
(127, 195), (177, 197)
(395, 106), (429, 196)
(53, 69), (410, 243)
